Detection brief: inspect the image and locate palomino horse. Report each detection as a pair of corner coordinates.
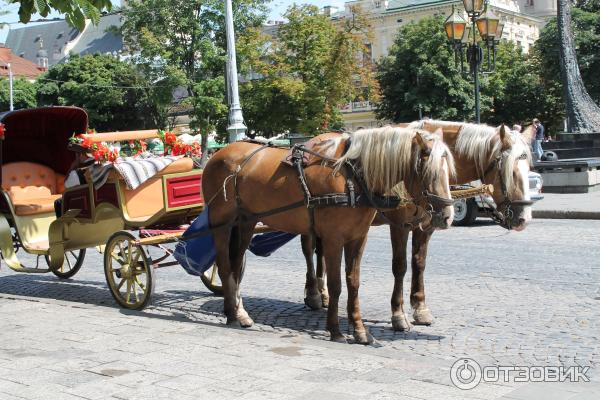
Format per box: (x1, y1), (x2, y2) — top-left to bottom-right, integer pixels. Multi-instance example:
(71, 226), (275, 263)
(303, 122), (534, 332)
(202, 127), (455, 344)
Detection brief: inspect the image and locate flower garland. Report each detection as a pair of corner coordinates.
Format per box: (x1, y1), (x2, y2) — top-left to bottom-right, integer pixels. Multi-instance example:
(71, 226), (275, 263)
(69, 128), (202, 163)
(0, 123), (6, 140)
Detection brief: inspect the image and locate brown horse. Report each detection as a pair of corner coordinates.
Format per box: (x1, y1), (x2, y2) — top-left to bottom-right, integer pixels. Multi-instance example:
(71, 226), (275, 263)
(202, 127), (455, 344)
(302, 121), (535, 332)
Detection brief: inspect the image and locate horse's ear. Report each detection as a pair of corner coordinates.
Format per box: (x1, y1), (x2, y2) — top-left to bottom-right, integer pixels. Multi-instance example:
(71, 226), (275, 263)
(521, 125), (535, 142)
(431, 127), (444, 141)
(415, 131), (429, 151)
(499, 124), (512, 151)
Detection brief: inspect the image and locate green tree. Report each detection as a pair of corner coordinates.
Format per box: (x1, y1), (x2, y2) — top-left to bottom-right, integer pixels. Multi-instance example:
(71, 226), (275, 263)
(121, 0), (267, 160)
(483, 42), (561, 129)
(376, 16), (480, 122)
(0, 78), (37, 110)
(240, 4), (377, 136)
(9, 0), (112, 29)
(36, 53), (160, 131)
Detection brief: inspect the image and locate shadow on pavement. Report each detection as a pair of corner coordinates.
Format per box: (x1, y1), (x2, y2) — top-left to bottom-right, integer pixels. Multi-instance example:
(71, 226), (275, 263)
(0, 274), (444, 344)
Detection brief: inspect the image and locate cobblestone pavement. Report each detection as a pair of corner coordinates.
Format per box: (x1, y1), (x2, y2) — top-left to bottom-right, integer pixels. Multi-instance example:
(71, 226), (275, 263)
(0, 219), (599, 399)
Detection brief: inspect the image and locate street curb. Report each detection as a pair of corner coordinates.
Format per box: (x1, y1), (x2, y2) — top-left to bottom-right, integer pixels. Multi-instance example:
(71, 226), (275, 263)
(533, 210), (600, 220)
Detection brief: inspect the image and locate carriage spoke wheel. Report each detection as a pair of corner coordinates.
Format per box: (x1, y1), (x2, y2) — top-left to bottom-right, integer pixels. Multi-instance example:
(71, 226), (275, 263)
(46, 249), (86, 279)
(200, 255), (246, 297)
(104, 232), (154, 310)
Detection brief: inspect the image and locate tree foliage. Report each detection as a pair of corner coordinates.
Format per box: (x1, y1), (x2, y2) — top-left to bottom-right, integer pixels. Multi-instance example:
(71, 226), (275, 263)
(376, 16), (479, 122)
(240, 4), (377, 136)
(10, 0), (112, 29)
(0, 78), (37, 110)
(36, 54), (160, 131)
(121, 0), (267, 157)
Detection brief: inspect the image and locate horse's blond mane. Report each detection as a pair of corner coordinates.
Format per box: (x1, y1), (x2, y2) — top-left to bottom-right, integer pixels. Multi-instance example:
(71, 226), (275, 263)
(334, 126), (455, 195)
(409, 119), (532, 194)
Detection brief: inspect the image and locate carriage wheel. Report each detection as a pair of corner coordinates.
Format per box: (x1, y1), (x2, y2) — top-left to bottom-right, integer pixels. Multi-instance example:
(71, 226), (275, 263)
(200, 256), (246, 297)
(104, 232), (154, 310)
(46, 249), (86, 279)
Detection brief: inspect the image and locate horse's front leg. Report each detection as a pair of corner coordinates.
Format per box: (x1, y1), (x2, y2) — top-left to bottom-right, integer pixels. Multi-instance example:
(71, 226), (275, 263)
(390, 225), (412, 331)
(410, 228), (434, 325)
(315, 237), (329, 308)
(321, 238), (345, 343)
(301, 234), (322, 310)
(344, 235), (373, 345)
(227, 223), (256, 328)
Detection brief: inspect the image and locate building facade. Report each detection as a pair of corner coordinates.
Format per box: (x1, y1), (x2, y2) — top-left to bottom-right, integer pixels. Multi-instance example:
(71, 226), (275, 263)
(333, 0), (551, 131)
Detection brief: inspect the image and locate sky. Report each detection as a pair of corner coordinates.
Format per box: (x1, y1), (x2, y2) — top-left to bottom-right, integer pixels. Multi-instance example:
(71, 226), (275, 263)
(0, 0), (346, 42)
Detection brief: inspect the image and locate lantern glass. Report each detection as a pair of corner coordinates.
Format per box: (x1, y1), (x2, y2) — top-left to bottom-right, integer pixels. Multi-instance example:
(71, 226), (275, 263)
(476, 7), (500, 40)
(461, 25), (472, 44)
(463, 0), (485, 14)
(495, 22), (505, 39)
(444, 9), (467, 42)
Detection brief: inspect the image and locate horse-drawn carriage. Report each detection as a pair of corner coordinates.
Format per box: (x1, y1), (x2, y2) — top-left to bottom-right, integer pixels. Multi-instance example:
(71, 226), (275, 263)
(0, 106), (226, 309)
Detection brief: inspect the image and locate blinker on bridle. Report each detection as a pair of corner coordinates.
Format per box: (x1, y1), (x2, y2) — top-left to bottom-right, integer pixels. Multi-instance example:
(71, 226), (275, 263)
(479, 150), (533, 230)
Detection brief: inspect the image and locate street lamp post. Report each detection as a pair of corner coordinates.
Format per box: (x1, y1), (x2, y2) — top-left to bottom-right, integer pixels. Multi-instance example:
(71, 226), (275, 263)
(224, 0), (247, 143)
(444, 0), (503, 123)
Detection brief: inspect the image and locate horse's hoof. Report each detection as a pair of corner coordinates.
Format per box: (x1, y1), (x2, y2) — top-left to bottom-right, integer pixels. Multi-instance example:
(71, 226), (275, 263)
(413, 308), (434, 326)
(304, 294), (322, 310)
(330, 333), (347, 343)
(321, 294), (329, 308)
(353, 329), (374, 345)
(391, 315), (412, 331)
(236, 309), (254, 328)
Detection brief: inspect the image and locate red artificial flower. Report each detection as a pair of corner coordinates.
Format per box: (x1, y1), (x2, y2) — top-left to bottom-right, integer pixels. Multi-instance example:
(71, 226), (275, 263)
(87, 128), (96, 135)
(107, 149), (119, 163)
(170, 141), (188, 156)
(77, 134), (92, 148)
(92, 143), (109, 162)
(191, 142), (202, 157)
(164, 131), (178, 146)
(0, 123), (6, 139)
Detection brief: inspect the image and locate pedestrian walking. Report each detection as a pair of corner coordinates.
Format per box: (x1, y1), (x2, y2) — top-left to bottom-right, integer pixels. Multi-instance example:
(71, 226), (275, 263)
(532, 118), (544, 161)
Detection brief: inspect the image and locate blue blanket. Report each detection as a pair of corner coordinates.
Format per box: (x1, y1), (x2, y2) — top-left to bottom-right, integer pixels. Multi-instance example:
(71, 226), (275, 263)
(173, 208), (216, 276)
(174, 207), (299, 276)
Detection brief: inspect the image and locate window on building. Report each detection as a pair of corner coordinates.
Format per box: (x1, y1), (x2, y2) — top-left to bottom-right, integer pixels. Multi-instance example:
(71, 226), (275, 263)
(526, 0), (534, 6)
(374, 1), (382, 8)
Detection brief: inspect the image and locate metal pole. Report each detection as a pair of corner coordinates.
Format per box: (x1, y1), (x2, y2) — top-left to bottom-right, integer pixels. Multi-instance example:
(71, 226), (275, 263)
(8, 63), (13, 111)
(471, 18), (480, 123)
(224, 0), (247, 143)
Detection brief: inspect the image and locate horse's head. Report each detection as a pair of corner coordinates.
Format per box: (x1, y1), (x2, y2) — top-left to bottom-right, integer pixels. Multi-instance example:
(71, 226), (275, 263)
(408, 129), (455, 230)
(484, 124), (533, 231)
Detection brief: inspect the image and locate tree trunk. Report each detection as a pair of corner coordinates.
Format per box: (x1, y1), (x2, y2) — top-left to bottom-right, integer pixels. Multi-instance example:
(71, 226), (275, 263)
(557, 0), (600, 132)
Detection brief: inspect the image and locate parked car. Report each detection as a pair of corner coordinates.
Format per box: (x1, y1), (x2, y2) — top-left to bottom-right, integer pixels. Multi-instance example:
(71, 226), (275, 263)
(452, 171), (544, 226)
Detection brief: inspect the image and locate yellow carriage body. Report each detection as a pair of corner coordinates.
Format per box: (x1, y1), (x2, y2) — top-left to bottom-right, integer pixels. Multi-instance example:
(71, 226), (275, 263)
(0, 107), (204, 276)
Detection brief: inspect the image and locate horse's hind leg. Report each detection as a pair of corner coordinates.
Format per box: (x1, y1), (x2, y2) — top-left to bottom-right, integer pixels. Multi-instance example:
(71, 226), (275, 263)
(344, 235), (373, 345)
(410, 228), (434, 325)
(228, 222), (256, 327)
(315, 238), (329, 308)
(321, 238), (345, 343)
(214, 227), (238, 325)
(390, 226), (412, 331)
(301, 234), (321, 310)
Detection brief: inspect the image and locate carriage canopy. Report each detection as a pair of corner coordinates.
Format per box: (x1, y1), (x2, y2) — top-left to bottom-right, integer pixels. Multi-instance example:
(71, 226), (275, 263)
(0, 106), (88, 176)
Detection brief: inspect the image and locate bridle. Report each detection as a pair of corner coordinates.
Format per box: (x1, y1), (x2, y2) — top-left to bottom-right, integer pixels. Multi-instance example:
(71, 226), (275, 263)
(412, 148), (455, 229)
(479, 149), (533, 230)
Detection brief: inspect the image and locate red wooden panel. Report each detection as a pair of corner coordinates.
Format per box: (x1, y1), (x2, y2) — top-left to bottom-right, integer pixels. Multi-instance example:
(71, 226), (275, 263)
(63, 187), (91, 218)
(166, 173), (203, 209)
(94, 183), (119, 208)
